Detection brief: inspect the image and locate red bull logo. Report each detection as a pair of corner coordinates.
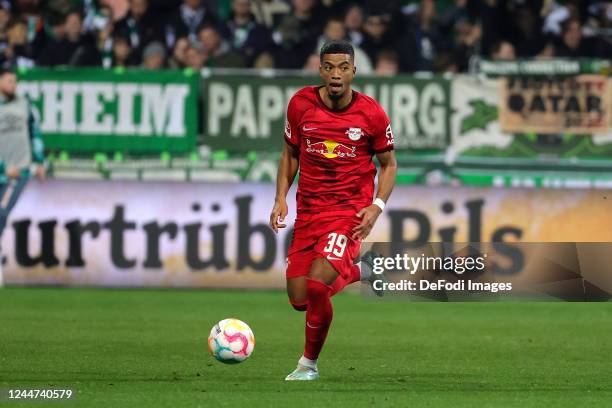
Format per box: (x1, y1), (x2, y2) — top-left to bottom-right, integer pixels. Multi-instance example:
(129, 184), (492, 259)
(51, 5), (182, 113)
(306, 139), (356, 159)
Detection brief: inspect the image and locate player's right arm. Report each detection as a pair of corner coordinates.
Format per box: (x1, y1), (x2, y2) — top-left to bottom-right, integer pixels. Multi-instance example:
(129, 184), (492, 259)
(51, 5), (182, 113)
(269, 142), (299, 233)
(270, 95), (302, 233)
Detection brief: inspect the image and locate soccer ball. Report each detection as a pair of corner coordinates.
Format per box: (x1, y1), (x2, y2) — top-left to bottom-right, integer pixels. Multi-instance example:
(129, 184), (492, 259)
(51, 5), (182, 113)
(208, 318), (255, 364)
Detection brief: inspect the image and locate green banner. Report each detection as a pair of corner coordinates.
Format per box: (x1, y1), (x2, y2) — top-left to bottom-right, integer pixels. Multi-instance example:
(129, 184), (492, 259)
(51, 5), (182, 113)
(203, 74), (451, 152)
(17, 68), (199, 153)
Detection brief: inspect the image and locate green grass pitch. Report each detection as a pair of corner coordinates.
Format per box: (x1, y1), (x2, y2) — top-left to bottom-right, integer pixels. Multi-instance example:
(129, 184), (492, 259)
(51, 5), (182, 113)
(1, 287), (611, 407)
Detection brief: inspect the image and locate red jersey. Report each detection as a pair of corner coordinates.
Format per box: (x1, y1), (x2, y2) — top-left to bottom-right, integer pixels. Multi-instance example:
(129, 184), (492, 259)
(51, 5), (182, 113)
(284, 86), (394, 217)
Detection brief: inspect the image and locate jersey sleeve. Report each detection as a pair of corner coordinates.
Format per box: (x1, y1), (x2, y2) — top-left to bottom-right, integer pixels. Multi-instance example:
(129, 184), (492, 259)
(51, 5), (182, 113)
(370, 105), (394, 153)
(284, 95), (301, 148)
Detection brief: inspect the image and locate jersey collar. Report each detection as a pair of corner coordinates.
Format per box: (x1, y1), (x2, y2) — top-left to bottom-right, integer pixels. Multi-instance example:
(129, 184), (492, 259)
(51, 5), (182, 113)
(315, 86), (358, 113)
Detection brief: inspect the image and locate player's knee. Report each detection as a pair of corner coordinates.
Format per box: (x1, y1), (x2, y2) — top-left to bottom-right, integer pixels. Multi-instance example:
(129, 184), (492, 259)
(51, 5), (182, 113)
(289, 300), (307, 312)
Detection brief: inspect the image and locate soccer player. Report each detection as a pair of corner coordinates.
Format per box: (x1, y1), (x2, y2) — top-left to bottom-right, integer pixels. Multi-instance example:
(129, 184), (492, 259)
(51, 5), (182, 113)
(268, 40), (397, 381)
(0, 68), (46, 286)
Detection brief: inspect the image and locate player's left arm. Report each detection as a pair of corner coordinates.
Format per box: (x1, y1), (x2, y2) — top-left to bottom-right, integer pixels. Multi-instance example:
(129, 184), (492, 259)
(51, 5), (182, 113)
(352, 150), (397, 240)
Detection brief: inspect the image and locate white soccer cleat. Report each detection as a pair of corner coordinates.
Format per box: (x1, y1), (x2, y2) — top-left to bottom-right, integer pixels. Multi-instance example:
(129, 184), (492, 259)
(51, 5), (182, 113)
(285, 364), (319, 381)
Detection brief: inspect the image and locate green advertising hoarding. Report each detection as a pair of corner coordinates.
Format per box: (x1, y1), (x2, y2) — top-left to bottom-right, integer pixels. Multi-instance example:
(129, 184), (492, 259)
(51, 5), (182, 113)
(203, 74), (451, 151)
(17, 68), (199, 153)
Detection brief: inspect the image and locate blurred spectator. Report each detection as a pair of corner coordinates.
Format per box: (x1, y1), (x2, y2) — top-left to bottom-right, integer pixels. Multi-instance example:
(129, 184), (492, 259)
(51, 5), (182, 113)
(93, 4), (115, 68)
(0, 0), (605, 74)
(437, 0), (469, 33)
(252, 49), (273, 67)
(360, 12), (391, 67)
(543, 1), (577, 37)
(251, 0), (290, 29)
(112, 34), (137, 67)
(0, 4), (9, 44)
(103, 0), (130, 21)
(114, 0), (163, 62)
(198, 23), (245, 67)
(185, 41), (207, 70)
(362, 0), (403, 39)
(451, 18), (481, 72)
(537, 41), (556, 58)
(506, 5), (547, 57)
(13, 0), (44, 44)
(168, 36), (189, 68)
(166, 0), (218, 46)
(221, 0), (273, 67)
(374, 49), (399, 76)
(490, 40), (515, 60)
(141, 41), (165, 69)
(344, 3), (364, 45)
(0, 17), (36, 69)
(39, 11), (99, 66)
(470, 0), (496, 57)
(587, 2), (612, 58)
(83, 0), (111, 33)
(316, 17), (372, 73)
(302, 52), (319, 72)
(397, 0), (446, 72)
(272, 0), (322, 68)
(554, 17), (594, 57)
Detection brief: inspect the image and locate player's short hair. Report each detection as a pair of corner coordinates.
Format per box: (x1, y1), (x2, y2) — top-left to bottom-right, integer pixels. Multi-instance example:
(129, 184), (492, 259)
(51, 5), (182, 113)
(319, 40), (354, 62)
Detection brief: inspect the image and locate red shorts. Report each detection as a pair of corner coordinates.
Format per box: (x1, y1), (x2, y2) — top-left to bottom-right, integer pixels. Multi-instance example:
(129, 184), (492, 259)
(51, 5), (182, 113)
(286, 213), (361, 280)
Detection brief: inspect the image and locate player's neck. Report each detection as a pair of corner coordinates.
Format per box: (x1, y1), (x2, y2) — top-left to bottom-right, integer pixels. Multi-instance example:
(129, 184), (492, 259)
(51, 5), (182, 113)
(318, 86), (353, 111)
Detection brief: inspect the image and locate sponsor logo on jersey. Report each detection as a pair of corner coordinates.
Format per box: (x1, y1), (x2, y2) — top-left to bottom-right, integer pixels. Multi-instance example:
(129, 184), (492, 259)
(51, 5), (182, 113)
(346, 127), (363, 141)
(306, 138), (356, 159)
(385, 124), (394, 145)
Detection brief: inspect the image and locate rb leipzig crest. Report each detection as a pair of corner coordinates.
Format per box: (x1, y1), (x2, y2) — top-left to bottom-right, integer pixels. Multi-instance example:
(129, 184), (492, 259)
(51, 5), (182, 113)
(345, 127), (363, 141)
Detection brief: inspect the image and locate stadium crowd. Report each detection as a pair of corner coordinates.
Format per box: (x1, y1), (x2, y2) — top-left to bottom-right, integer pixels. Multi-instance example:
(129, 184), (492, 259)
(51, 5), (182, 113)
(0, 0), (610, 74)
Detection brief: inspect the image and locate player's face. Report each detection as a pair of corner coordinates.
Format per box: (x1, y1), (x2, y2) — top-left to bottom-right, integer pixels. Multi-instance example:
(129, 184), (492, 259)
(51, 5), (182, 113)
(0, 72), (17, 98)
(319, 53), (356, 101)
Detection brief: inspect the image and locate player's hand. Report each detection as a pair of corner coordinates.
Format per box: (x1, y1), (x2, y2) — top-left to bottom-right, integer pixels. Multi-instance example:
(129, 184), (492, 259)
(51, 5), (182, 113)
(35, 165), (47, 181)
(269, 198), (288, 233)
(352, 205), (382, 240)
(5, 166), (21, 180)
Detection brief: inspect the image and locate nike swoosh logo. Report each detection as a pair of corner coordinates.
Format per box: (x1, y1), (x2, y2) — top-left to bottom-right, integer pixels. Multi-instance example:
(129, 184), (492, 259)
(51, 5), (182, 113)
(306, 322), (321, 329)
(326, 254), (342, 261)
(303, 126), (317, 131)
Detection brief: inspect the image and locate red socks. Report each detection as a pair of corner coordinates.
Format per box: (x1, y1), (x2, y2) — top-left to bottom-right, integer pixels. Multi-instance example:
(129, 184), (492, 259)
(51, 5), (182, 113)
(329, 264), (361, 296)
(303, 279), (333, 360)
(299, 265), (363, 359)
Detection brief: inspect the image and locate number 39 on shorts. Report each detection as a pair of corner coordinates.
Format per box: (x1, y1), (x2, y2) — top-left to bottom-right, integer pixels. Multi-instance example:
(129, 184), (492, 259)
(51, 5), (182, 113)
(323, 232), (347, 257)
